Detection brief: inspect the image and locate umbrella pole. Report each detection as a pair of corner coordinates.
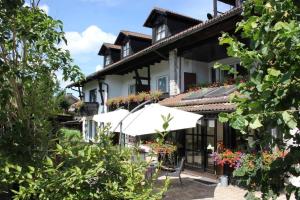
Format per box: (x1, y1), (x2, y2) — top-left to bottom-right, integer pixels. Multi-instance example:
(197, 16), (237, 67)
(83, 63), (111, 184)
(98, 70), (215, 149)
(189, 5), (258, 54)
(119, 122), (122, 147)
(114, 99), (153, 148)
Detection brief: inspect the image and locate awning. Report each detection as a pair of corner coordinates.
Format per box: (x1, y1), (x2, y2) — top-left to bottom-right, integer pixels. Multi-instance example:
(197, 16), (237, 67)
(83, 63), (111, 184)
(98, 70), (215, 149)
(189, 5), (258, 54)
(118, 104), (202, 136)
(93, 109), (129, 131)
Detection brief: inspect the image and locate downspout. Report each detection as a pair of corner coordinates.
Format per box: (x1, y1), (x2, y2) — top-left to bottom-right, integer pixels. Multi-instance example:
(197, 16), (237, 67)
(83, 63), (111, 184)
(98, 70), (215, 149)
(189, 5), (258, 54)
(102, 82), (109, 112)
(102, 82), (109, 103)
(179, 56), (182, 93)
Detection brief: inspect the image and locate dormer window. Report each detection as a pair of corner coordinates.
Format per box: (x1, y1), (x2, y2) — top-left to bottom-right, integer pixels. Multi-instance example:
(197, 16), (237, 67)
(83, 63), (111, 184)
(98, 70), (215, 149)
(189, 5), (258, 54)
(104, 55), (111, 66)
(123, 41), (130, 57)
(156, 24), (166, 41)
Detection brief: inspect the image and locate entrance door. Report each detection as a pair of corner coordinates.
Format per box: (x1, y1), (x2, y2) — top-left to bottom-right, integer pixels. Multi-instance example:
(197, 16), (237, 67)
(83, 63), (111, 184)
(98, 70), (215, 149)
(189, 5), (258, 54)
(184, 72), (197, 91)
(203, 119), (224, 174)
(185, 124), (204, 169)
(184, 119), (224, 174)
(204, 119), (217, 173)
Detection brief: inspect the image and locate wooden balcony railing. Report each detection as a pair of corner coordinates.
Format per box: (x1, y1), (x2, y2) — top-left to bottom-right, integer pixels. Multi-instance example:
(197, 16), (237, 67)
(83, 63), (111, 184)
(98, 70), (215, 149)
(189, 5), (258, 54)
(79, 102), (99, 116)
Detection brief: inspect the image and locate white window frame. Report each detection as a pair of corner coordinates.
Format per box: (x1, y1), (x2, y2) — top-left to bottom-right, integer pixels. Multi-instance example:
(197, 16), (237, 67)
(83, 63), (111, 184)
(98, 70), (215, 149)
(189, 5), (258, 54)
(105, 55), (111, 66)
(156, 24), (167, 41)
(123, 41), (130, 57)
(156, 75), (169, 93)
(89, 89), (97, 102)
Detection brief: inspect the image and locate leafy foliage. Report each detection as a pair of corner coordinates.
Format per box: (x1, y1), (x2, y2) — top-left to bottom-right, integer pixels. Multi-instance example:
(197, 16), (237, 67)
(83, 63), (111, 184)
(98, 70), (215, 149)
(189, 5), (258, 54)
(0, 0), (83, 165)
(217, 0), (300, 199)
(0, 127), (168, 200)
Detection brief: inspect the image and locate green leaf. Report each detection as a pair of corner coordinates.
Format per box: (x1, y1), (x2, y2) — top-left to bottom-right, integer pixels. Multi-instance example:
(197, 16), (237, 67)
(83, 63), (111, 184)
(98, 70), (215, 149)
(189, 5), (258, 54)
(268, 68), (281, 77)
(282, 111), (297, 129)
(219, 113), (229, 123)
(45, 157), (53, 167)
(231, 116), (248, 131)
(249, 117), (263, 129)
(16, 166), (22, 172)
(4, 166), (9, 174)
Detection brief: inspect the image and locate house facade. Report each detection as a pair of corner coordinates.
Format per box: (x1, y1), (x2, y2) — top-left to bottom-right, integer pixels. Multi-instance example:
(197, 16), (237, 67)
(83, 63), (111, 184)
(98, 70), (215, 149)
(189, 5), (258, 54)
(68, 0), (246, 175)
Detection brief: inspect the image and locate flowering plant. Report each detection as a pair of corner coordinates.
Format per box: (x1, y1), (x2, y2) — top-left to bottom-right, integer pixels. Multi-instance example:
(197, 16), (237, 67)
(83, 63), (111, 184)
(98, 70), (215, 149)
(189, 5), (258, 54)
(211, 149), (244, 168)
(106, 91), (163, 107)
(145, 141), (177, 155)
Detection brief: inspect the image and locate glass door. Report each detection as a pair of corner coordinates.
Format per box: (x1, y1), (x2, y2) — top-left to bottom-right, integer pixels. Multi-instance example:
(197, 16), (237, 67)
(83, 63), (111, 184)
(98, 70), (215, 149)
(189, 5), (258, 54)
(185, 124), (204, 169)
(205, 119), (216, 173)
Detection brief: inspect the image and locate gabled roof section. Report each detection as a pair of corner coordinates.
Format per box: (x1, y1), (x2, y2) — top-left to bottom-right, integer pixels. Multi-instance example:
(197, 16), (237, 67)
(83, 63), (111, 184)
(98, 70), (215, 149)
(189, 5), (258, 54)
(114, 30), (152, 45)
(144, 7), (202, 28)
(98, 43), (121, 56)
(67, 7), (242, 88)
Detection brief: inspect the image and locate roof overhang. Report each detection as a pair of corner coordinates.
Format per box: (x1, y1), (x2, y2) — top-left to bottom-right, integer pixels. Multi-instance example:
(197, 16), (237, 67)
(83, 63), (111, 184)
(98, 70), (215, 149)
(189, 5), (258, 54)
(144, 7), (202, 28)
(114, 31), (152, 45)
(67, 7), (242, 88)
(218, 0), (236, 6)
(98, 43), (121, 56)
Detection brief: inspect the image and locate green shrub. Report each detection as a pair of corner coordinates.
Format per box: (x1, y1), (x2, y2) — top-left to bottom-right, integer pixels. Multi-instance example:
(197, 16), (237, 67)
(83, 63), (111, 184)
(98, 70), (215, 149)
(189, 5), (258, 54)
(0, 127), (168, 200)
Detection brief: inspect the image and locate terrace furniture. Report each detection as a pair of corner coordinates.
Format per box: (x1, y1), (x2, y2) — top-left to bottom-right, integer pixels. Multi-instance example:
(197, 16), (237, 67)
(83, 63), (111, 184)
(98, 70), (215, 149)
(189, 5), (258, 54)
(166, 158), (185, 185)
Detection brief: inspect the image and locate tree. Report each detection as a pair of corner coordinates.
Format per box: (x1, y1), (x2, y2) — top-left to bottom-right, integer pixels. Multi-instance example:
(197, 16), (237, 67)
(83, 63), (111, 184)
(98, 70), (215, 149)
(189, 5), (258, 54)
(0, 0), (83, 165)
(217, 0), (300, 199)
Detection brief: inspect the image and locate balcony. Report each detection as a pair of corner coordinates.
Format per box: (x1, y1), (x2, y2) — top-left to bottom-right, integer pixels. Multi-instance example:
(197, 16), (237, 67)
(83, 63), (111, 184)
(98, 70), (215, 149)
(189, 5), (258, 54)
(77, 102), (99, 116)
(106, 91), (164, 112)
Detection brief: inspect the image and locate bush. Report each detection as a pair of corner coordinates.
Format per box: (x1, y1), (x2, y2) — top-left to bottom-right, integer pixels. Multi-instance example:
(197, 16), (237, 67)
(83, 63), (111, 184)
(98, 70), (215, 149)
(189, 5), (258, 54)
(0, 127), (168, 200)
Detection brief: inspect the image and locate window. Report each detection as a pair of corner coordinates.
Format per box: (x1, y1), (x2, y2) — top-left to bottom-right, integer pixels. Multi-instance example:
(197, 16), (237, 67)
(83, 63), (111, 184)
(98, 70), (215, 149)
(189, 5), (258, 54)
(157, 76), (168, 93)
(104, 55), (111, 66)
(156, 24), (167, 41)
(128, 84), (136, 95)
(122, 42), (130, 57)
(88, 120), (93, 140)
(211, 68), (216, 83)
(89, 89), (97, 102)
(94, 121), (98, 139)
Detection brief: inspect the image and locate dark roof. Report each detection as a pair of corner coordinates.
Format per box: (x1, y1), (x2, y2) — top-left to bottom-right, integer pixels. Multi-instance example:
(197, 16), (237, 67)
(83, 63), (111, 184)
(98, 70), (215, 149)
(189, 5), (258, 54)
(144, 7), (202, 28)
(67, 7), (242, 88)
(98, 43), (121, 56)
(114, 30), (152, 45)
(159, 85), (237, 113)
(175, 103), (236, 112)
(218, 0), (236, 6)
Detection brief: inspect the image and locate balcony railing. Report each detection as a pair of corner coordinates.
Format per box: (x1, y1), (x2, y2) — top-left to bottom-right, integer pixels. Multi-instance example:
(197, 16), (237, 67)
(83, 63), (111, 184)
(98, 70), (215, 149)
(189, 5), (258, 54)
(79, 102), (99, 116)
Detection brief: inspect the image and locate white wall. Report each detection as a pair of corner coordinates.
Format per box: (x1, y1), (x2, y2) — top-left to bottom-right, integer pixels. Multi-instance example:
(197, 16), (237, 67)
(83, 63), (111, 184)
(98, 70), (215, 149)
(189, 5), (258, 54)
(150, 60), (169, 92)
(180, 58), (210, 91)
(208, 57), (240, 82)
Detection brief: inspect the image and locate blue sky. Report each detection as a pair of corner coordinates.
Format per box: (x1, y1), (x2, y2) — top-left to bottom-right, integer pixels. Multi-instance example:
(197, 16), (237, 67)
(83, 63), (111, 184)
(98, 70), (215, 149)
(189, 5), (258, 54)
(38, 0), (231, 86)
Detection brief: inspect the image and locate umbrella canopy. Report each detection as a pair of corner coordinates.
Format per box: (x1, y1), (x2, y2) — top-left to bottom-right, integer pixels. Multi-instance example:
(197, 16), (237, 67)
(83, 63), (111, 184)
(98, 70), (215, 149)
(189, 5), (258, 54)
(93, 109), (129, 131)
(118, 104), (202, 136)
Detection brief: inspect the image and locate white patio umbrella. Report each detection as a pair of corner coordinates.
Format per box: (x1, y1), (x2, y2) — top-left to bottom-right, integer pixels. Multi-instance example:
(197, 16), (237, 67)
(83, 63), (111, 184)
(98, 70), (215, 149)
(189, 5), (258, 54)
(93, 109), (129, 131)
(118, 104), (202, 136)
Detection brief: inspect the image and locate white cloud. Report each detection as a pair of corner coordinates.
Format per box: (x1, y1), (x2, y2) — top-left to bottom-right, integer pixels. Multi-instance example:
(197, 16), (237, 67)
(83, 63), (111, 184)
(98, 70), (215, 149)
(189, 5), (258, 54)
(96, 64), (103, 71)
(62, 25), (116, 56)
(24, 2), (49, 14)
(39, 4), (49, 14)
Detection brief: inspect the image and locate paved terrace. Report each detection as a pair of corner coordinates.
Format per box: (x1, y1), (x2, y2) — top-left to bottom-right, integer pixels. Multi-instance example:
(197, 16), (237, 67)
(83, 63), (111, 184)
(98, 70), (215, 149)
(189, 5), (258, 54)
(159, 171), (295, 200)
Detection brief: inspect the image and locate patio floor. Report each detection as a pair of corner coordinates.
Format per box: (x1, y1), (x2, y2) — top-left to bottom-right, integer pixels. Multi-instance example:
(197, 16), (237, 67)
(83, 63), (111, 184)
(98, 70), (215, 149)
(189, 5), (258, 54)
(160, 171), (296, 200)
